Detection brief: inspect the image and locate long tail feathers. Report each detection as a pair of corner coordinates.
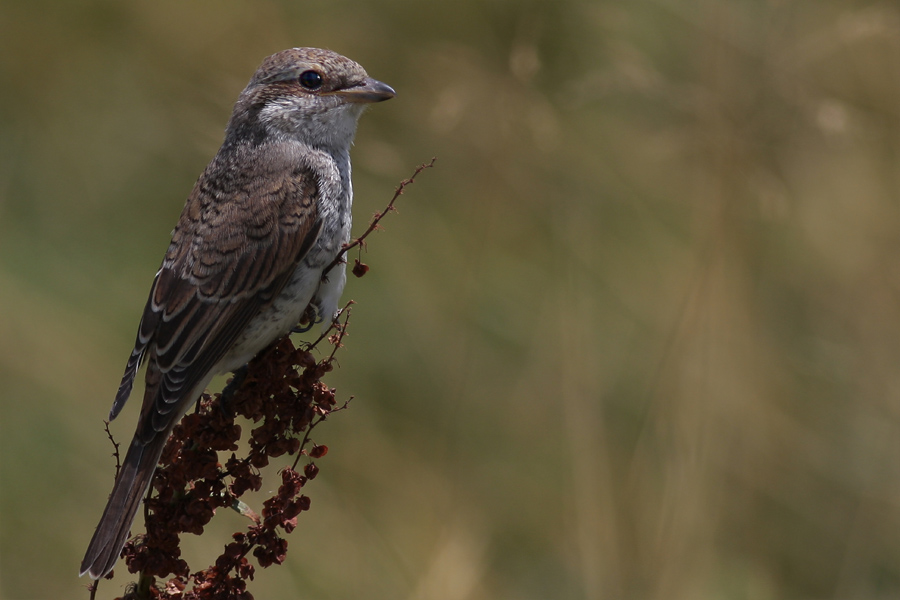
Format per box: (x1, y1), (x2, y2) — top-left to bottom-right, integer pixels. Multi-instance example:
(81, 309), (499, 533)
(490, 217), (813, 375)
(80, 434), (168, 579)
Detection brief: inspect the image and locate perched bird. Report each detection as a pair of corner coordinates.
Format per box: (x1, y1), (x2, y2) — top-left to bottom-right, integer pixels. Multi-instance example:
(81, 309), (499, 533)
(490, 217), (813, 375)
(80, 47), (395, 580)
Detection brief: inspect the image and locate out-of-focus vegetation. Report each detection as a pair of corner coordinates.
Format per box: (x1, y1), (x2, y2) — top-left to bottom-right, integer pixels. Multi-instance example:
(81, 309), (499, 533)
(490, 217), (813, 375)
(2, 1), (899, 598)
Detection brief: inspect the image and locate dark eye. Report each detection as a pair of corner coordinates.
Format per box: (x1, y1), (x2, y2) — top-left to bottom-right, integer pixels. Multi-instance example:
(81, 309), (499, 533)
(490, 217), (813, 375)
(298, 70), (323, 90)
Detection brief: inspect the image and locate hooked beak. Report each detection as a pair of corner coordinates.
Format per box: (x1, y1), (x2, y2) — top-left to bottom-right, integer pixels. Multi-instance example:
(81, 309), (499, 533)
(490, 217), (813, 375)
(334, 77), (396, 103)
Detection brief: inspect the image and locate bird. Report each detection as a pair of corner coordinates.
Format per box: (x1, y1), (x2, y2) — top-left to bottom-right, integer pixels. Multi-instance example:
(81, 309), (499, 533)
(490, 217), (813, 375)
(80, 47), (395, 580)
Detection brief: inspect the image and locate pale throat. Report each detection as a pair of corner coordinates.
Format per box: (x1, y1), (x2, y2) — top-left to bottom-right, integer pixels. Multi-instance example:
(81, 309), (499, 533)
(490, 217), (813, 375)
(259, 99), (364, 155)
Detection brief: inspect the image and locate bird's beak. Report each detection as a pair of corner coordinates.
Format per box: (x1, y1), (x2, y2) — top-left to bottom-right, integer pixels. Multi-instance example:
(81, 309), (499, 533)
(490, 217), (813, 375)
(334, 77), (396, 103)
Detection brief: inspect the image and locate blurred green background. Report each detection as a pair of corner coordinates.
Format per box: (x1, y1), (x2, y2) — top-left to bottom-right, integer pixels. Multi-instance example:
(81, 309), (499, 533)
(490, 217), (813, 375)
(2, 1), (900, 598)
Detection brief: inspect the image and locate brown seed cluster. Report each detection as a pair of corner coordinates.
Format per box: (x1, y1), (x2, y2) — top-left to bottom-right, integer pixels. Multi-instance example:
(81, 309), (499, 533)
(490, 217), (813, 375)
(109, 321), (346, 600)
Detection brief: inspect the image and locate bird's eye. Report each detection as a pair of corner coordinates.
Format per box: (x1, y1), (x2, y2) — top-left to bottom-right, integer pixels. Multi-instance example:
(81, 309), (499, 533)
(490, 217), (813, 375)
(298, 70), (323, 90)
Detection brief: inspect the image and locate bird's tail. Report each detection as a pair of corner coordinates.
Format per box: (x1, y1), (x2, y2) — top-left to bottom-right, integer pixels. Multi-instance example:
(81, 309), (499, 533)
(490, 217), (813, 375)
(79, 433), (168, 579)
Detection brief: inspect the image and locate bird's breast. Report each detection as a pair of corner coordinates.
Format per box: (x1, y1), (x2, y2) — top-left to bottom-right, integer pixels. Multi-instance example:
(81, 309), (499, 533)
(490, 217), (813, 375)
(216, 183), (352, 374)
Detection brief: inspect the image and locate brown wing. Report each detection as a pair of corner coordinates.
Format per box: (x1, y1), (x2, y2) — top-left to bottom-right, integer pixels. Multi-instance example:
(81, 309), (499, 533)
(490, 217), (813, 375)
(109, 160), (321, 442)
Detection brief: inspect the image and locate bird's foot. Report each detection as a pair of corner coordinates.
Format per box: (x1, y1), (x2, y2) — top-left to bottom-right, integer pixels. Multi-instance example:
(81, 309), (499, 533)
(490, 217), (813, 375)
(291, 304), (320, 333)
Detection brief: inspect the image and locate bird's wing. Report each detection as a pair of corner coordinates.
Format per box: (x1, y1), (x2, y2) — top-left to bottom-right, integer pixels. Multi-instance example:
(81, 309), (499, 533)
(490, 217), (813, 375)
(109, 159), (322, 443)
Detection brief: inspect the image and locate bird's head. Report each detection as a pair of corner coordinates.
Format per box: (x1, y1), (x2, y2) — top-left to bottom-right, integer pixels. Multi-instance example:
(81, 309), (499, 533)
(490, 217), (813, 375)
(226, 47), (395, 150)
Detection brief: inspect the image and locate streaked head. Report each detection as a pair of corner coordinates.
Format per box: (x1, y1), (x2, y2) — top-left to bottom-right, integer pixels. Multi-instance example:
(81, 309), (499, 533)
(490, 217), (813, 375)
(228, 47), (395, 149)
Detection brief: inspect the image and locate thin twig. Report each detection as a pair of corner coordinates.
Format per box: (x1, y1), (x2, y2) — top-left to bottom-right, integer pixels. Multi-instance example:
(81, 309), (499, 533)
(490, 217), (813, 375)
(322, 157), (436, 278)
(302, 300), (355, 351)
(325, 304), (353, 365)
